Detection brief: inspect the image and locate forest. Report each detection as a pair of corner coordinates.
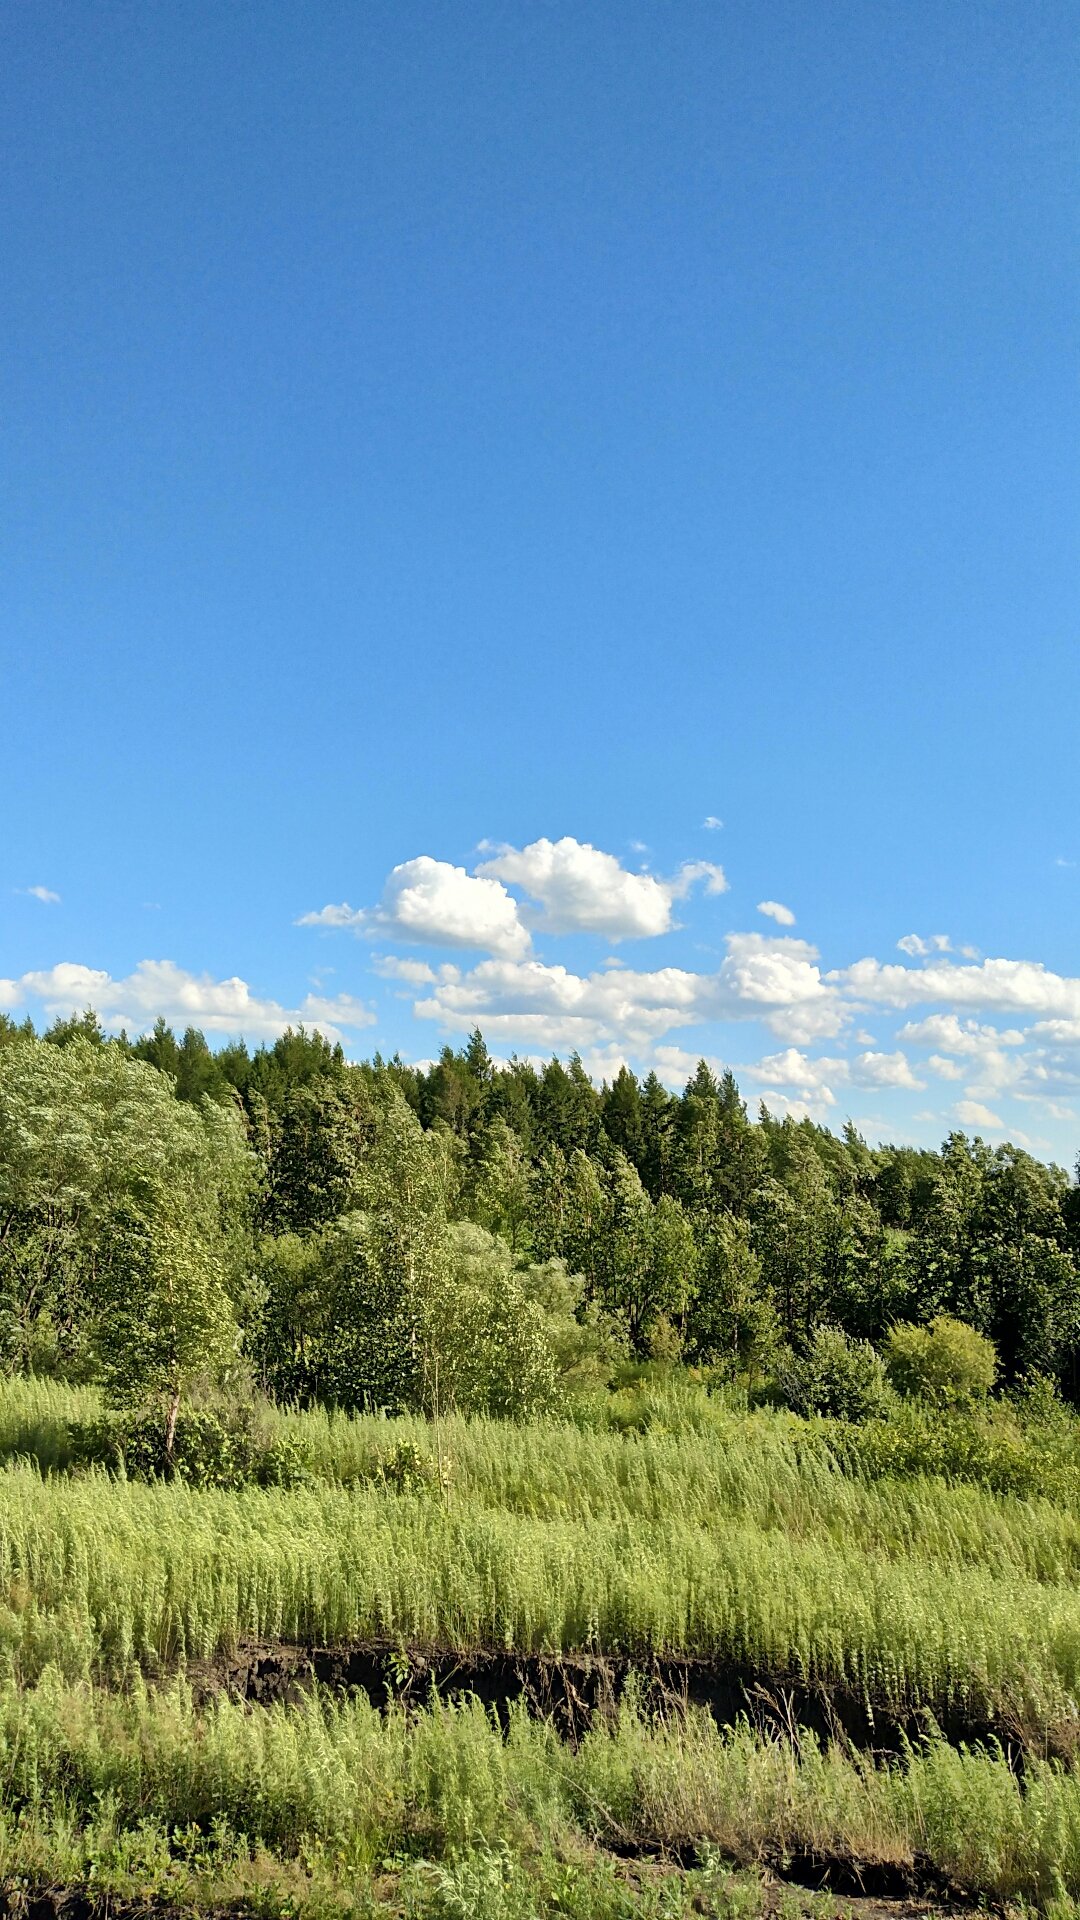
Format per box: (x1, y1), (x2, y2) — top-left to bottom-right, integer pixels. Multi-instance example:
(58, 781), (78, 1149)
(4, 1007), (1080, 1434)
(5, 1011), (1080, 1918)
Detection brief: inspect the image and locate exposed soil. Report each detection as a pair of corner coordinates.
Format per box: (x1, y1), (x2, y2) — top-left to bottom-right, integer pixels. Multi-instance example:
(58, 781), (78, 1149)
(191, 1638), (1021, 1760)
(0, 1858), (982, 1920)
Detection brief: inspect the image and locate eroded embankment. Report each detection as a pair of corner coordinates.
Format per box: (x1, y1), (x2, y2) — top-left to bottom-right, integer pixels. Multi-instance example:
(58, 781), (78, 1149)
(0, 1858), (981, 1920)
(192, 1638), (1032, 1759)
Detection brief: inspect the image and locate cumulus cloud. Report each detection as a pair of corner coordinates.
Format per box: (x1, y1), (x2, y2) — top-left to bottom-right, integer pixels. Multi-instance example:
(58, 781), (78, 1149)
(18, 885), (61, 905)
(836, 954), (1080, 1024)
(0, 960), (375, 1045)
(300, 857), (530, 959)
(409, 931), (843, 1054)
(720, 934), (843, 1042)
(854, 1050), (924, 1090)
(928, 1054), (965, 1080)
(296, 902), (363, 929)
(737, 1044), (922, 1104)
(954, 1099), (1004, 1131)
(749, 1048), (844, 1104)
(299, 993), (375, 1032)
(898, 1013), (1026, 1054)
(371, 954), (439, 985)
(757, 900), (795, 927)
(299, 837), (730, 959)
(476, 837), (727, 940)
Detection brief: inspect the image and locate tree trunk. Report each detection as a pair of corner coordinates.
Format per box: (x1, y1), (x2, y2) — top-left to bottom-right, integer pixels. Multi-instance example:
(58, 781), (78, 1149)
(164, 1387), (182, 1472)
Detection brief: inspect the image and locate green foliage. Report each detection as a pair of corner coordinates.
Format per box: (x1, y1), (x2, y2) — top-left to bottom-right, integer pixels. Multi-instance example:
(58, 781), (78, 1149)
(261, 1080), (367, 1235)
(92, 1208), (240, 1453)
(4, 1677), (1080, 1911)
(469, 1116), (533, 1254)
(885, 1313), (997, 1407)
(11, 1014), (1080, 1919)
(688, 1213), (779, 1375)
(77, 1398), (280, 1489)
(776, 1325), (890, 1423)
(0, 1032), (252, 1453)
(426, 1223), (562, 1419)
(906, 1133), (1080, 1383)
(374, 1436), (451, 1496)
(515, 1256), (625, 1390)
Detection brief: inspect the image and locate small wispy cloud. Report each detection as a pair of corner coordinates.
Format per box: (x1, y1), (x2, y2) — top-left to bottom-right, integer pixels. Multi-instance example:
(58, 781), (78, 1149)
(1056, 856), (1076, 870)
(19, 885), (60, 905)
(897, 933), (952, 957)
(757, 900), (795, 927)
(702, 816), (723, 831)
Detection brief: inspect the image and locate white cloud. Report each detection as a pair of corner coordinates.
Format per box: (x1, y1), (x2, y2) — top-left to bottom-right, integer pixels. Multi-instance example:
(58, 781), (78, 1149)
(648, 1045), (831, 1122)
(299, 993), (376, 1032)
(854, 1049), (924, 1090)
(410, 931), (843, 1054)
(372, 954), (438, 985)
(757, 900), (795, 927)
(954, 1099), (1004, 1131)
(300, 836), (731, 963)
(702, 816), (724, 831)
(1029, 1019), (1080, 1046)
(928, 1054), (965, 1080)
(18, 885), (61, 905)
(738, 1044), (922, 1104)
(673, 860), (730, 899)
(476, 836), (727, 940)
(898, 1013), (1026, 1054)
(837, 954), (1080, 1024)
(300, 857), (530, 959)
(897, 933), (952, 957)
(749, 1048), (844, 1104)
(720, 934), (844, 1042)
(1, 959), (375, 1045)
(296, 902), (362, 929)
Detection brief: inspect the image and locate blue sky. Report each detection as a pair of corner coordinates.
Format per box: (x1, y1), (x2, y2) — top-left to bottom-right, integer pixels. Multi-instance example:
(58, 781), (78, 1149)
(2, 2), (1078, 1158)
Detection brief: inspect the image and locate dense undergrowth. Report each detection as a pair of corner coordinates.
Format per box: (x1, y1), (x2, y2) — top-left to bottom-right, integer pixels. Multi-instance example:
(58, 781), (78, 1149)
(4, 1383), (1080, 1914)
(5, 1390), (1080, 1742)
(6, 1673), (1080, 1909)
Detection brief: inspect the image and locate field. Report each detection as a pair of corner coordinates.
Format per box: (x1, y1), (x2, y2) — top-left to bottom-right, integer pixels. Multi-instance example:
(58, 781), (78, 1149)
(2, 1379), (1080, 1918)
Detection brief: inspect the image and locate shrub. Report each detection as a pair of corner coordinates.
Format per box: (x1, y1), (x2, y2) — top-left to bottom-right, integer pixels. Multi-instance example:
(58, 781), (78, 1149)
(885, 1314), (997, 1408)
(516, 1256), (625, 1390)
(70, 1396), (307, 1490)
(375, 1436), (451, 1496)
(776, 1326), (890, 1423)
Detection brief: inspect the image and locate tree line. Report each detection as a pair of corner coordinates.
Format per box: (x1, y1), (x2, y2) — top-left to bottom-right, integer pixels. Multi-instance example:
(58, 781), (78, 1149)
(2, 1007), (1079, 1453)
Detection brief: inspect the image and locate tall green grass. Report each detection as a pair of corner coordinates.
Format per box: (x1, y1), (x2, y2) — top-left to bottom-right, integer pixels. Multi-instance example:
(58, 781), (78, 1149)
(3, 1461), (1080, 1731)
(3, 1670), (1080, 1907)
(6, 1377), (1080, 1587)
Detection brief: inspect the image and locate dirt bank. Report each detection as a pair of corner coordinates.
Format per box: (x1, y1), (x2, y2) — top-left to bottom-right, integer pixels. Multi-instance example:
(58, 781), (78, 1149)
(189, 1638), (1025, 1758)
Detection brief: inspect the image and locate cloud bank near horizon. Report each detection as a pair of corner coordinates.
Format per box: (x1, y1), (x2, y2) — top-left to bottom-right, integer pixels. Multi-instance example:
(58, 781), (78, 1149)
(6, 833), (1080, 1159)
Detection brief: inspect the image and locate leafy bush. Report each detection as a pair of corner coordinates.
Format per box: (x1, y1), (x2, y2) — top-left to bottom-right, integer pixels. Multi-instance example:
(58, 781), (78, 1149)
(516, 1255), (626, 1390)
(885, 1314), (997, 1408)
(70, 1397), (307, 1490)
(375, 1436), (451, 1496)
(776, 1325), (890, 1423)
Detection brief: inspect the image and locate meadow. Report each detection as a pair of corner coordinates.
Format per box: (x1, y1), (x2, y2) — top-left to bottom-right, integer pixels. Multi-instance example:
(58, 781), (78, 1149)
(4, 1378), (1080, 1917)
(7, 1029), (1080, 1916)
